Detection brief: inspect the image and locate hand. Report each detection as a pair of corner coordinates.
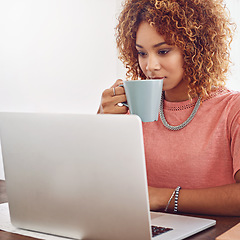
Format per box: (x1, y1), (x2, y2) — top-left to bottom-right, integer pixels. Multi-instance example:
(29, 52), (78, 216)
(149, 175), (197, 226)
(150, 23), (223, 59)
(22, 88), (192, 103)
(148, 186), (173, 211)
(98, 79), (128, 114)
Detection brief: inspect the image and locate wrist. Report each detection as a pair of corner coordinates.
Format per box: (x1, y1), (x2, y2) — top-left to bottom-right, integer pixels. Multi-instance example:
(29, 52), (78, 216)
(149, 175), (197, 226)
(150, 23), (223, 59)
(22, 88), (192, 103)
(164, 186), (181, 213)
(157, 188), (176, 211)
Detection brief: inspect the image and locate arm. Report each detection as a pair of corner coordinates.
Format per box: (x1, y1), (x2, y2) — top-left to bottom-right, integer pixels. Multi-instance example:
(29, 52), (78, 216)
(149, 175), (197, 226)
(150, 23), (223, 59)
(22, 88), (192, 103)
(97, 79), (128, 114)
(149, 170), (240, 216)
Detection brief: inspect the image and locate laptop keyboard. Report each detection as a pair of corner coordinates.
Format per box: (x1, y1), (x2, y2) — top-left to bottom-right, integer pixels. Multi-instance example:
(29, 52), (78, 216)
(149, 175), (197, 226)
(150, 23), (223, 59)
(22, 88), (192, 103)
(151, 225), (173, 238)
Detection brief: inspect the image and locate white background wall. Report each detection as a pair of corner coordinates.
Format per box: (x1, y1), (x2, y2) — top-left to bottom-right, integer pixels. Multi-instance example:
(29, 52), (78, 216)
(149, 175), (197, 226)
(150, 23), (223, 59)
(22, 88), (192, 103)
(0, 0), (239, 179)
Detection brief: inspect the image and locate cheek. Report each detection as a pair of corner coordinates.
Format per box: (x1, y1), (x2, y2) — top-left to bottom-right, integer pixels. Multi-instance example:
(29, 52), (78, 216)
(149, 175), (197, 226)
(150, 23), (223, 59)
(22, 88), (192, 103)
(138, 58), (146, 72)
(175, 65), (184, 78)
(167, 52), (184, 71)
(167, 59), (184, 77)
(169, 57), (183, 69)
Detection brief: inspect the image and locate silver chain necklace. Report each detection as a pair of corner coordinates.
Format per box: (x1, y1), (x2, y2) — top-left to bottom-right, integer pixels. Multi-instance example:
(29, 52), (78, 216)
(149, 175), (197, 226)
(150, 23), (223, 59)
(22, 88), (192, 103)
(159, 93), (201, 131)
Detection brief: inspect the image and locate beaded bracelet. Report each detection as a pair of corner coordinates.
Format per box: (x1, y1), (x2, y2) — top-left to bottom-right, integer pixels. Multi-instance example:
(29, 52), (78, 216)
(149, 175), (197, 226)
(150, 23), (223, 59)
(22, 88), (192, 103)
(164, 186), (181, 212)
(173, 186), (181, 213)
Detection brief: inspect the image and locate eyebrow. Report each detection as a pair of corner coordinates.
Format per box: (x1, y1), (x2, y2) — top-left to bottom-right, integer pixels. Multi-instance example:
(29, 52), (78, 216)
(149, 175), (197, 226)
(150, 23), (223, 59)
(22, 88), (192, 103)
(136, 42), (167, 48)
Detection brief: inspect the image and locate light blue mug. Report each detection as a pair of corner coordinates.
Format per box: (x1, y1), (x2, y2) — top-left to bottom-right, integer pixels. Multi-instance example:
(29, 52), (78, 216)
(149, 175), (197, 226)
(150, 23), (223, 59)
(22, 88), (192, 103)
(120, 80), (163, 122)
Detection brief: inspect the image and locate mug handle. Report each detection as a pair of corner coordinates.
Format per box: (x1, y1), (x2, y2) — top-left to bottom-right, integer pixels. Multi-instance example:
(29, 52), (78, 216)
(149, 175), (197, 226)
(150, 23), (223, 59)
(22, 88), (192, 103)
(118, 84), (128, 107)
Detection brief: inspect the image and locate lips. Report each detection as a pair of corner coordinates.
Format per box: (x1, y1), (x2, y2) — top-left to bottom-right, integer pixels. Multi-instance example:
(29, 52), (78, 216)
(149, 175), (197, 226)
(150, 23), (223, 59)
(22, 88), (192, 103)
(150, 77), (166, 80)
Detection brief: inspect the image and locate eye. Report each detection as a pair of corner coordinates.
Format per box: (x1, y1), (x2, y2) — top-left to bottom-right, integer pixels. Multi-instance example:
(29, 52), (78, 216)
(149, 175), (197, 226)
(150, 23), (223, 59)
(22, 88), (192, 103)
(158, 49), (170, 55)
(137, 51), (147, 57)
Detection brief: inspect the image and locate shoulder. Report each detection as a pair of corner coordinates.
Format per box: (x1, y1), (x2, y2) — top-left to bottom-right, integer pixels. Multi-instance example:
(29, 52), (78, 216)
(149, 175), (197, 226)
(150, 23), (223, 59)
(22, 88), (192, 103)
(218, 89), (240, 124)
(224, 89), (240, 100)
(205, 88), (240, 105)
(221, 89), (240, 109)
(212, 88), (239, 97)
(202, 88), (240, 122)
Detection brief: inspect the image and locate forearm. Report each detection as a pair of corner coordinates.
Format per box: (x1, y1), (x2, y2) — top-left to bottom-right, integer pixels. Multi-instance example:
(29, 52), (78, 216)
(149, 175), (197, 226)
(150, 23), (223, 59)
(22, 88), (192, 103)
(163, 183), (240, 216)
(177, 183), (240, 216)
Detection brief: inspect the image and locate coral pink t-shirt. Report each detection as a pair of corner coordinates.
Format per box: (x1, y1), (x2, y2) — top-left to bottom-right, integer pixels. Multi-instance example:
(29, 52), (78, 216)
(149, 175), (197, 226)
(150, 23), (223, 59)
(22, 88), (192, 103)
(142, 89), (240, 189)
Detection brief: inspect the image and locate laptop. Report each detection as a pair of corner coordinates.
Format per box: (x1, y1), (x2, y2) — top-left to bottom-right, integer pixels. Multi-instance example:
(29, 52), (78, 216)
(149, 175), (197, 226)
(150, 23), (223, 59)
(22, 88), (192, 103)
(0, 112), (216, 240)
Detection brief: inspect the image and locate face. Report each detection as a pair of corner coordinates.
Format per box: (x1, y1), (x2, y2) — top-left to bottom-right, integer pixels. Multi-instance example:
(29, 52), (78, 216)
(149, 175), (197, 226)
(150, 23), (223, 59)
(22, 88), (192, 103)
(136, 21), (188, 101)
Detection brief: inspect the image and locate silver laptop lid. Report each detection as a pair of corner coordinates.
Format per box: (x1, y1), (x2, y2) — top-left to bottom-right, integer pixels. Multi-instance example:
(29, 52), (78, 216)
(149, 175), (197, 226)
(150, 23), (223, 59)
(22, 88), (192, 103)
(0, 113), (152, 240)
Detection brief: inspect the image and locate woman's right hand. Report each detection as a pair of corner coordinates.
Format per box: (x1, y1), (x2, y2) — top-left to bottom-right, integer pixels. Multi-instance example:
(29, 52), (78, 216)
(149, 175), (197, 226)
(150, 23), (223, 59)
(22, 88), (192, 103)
(97, 79), (128, 114)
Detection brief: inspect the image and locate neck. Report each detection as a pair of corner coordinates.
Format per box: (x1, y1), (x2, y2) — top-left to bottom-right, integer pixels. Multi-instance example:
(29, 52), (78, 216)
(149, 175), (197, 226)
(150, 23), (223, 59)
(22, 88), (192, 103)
(164, 90), (190, 102)
(163, 78), (192, 102)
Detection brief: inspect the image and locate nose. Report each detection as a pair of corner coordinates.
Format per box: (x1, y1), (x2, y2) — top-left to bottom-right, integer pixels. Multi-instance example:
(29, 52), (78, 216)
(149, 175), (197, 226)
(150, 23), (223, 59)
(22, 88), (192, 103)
(146, 54), (161, 73)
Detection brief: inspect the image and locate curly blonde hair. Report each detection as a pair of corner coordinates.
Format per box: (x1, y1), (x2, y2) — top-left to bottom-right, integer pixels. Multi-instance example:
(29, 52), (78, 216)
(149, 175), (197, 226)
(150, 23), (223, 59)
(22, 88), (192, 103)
(116, 0), (236, 99)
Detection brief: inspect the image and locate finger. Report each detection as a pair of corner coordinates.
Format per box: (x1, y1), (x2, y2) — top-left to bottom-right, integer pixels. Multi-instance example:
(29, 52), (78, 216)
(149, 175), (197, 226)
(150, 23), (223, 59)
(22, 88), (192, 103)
(101, 94), (127, 113)
(112, 86), (125, 96)
(106, 86), (125, 97)
(100, 91), (126, 111)
(102, 88), (116, 98)
(102, 103), (128, 114)
(115, 106), (128, 114)
(111, 79), (124, 88)
(116, 85), (125, 94)
(113, 95), (127, 104)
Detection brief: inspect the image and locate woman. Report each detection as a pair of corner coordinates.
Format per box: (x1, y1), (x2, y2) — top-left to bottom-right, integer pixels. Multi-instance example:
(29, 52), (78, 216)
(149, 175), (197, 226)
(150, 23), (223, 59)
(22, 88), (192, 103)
(98, 0), (240, 216)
